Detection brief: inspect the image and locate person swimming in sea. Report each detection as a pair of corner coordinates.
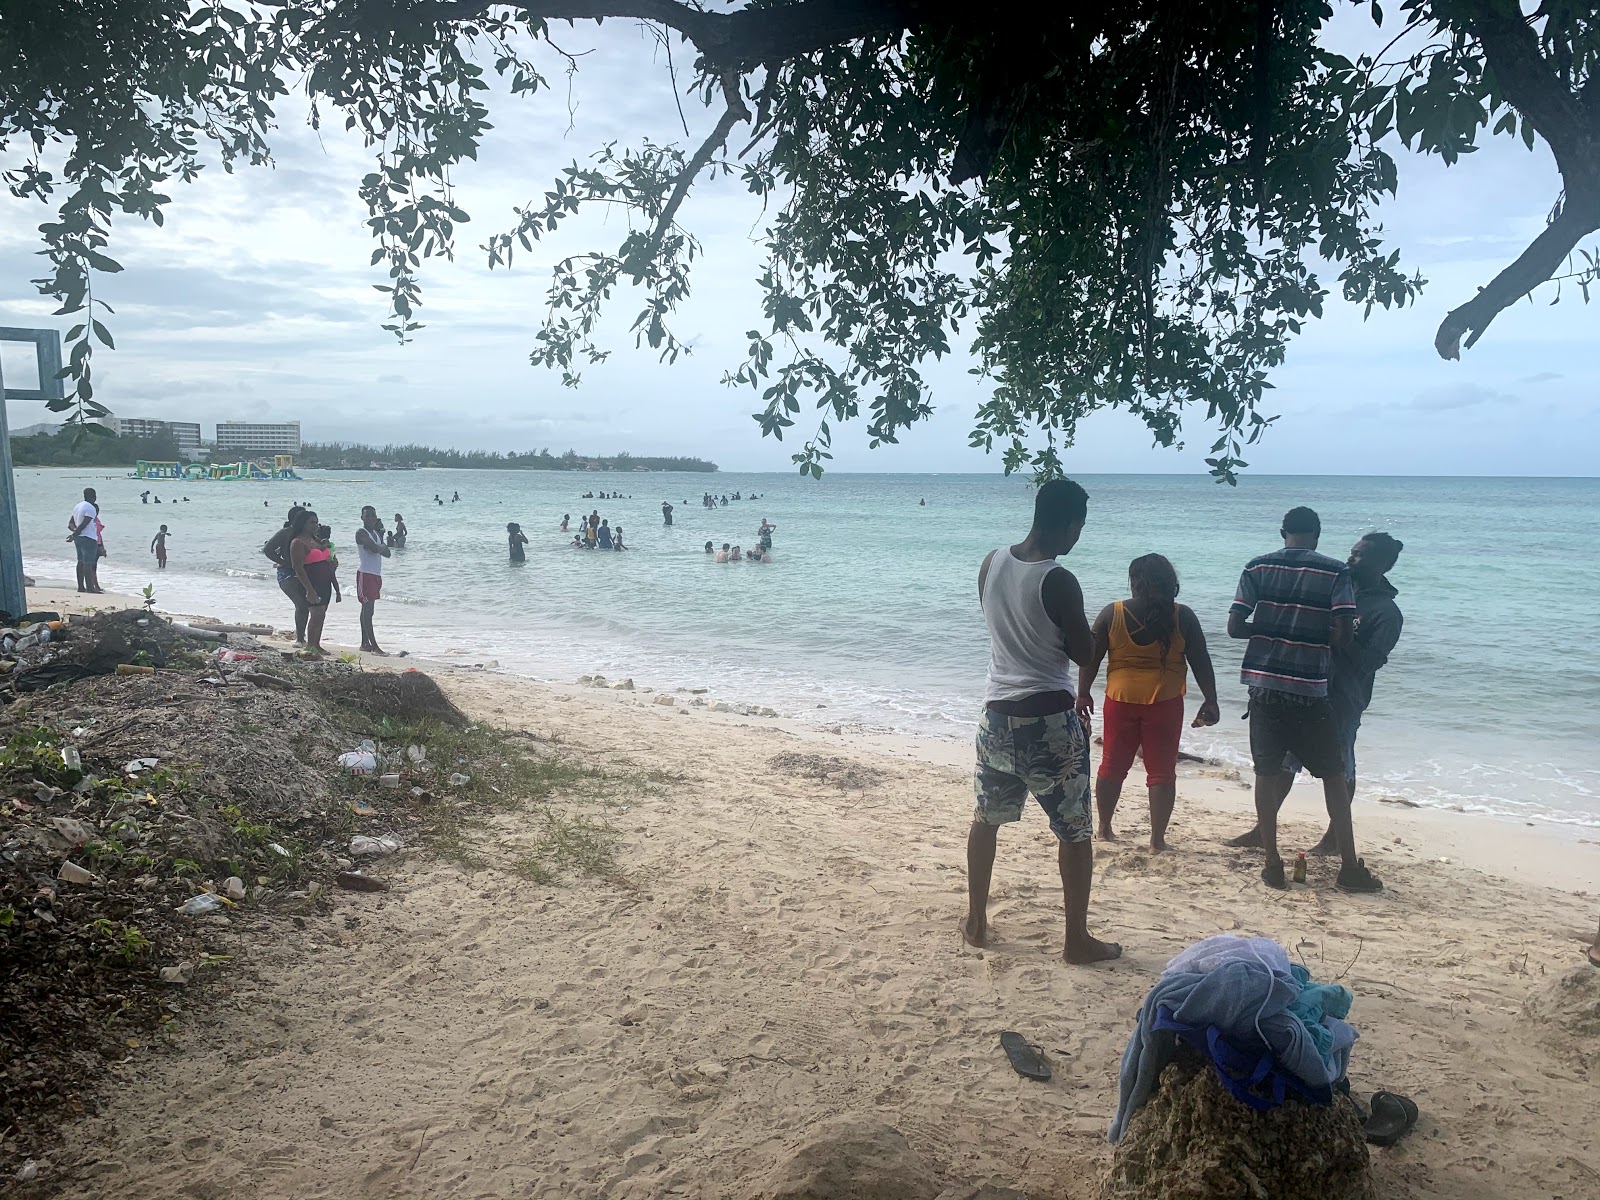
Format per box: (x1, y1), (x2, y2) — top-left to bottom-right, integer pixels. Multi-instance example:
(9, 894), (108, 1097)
(612, 526), (627, 551)
(597, 520), (613, 550)
(704, 541), (715, 554)
(560, 513), (570, 532)
(716, 542), (730, 563)
(508, 522), (528, 563)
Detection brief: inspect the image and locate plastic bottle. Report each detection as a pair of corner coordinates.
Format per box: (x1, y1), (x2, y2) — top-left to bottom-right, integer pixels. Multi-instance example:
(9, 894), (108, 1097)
(350, 834), (401, 857)
(176, 893), (225, 916)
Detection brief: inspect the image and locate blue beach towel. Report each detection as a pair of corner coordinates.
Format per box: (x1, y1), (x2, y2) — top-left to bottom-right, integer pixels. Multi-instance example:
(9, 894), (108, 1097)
(1107, 935), (1357, 1143)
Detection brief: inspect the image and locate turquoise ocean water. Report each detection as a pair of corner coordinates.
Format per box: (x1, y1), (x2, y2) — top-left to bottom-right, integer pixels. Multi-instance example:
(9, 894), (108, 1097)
(14, 468), (1600, 829)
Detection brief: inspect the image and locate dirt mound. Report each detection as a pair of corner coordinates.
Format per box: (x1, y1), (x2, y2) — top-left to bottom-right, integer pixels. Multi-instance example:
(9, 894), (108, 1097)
(1103, 1050), (1375, 1200)
(316, 671), (467, 728)
(738, 1116), (941, 1200)
(768, 752), (886, 791)
(0, 672), (355, 1172)
(9, 610), (211, 693)
(1523, 963), (1600, 1062)
(21, 672), (346, 826)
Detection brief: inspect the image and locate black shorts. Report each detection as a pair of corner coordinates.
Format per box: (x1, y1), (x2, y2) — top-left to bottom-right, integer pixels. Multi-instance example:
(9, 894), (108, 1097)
(1248, 696), (1344, 780)
(280, 573), (331, 609)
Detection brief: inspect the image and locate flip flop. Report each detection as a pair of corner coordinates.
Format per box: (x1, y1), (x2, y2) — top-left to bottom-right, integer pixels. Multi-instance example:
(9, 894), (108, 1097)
(1364, 1090), (1418, 1146)
(999, 1031), (1051, 1082)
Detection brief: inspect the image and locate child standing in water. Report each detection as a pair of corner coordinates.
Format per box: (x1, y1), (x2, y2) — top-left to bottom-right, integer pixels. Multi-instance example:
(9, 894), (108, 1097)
(507, 522), (528, 563)
(150, 524), (169, 569)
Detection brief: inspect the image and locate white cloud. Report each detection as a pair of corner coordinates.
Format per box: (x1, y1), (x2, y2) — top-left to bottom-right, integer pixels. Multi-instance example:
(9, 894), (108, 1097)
(1410, 382), (1514, 412)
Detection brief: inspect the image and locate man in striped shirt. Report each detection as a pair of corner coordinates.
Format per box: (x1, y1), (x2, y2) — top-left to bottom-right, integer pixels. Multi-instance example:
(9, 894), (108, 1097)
(1227, 507), (1382, 893)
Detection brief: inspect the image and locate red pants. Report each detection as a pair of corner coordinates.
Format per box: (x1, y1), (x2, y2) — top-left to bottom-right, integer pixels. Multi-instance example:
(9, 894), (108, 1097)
(1097, 694), (1185, 787)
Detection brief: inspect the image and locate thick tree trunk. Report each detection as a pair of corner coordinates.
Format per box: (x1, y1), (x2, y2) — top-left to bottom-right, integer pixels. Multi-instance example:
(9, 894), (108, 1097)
(1432, 0), (1600, 357)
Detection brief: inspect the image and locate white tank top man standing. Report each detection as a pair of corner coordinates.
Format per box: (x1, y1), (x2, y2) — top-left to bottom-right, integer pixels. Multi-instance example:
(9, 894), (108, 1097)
(965, 478), (1121, 965)
(354, 505), (392, 656)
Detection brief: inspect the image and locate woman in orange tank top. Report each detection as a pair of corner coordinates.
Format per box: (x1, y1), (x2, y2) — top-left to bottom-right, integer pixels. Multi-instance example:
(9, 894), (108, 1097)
(1076, 555), (1221, 851)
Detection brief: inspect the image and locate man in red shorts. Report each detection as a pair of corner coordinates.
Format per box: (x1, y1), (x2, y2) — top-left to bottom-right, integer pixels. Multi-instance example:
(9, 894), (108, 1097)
(354, 506), (391, 655)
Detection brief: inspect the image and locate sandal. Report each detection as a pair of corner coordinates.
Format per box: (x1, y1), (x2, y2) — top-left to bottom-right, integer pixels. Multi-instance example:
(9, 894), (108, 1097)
(1364, 1090), (1418, 1146)
(999, 1031), (1051, 1082)
(1336, 858), (1383, 894)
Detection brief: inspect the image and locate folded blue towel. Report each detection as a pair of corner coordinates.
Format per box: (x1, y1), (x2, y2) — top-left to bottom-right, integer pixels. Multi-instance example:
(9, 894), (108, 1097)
(1108, 935), (1357, 1143)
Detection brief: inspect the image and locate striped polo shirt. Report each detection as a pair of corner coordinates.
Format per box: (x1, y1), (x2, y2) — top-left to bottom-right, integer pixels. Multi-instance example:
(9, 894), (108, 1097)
(1230, 547), (1356, 698)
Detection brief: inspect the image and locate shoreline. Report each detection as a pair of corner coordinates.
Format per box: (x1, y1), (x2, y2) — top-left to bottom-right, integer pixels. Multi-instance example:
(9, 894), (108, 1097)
(27, 581), (1600, 895)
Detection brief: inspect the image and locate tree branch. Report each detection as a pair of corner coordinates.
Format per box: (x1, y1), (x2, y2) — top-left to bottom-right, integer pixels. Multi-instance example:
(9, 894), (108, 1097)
(643, 72), (749, 259)
(426, 0), (922, 69)
(1434, 198), (1600, 357)
(1437, 0), (1600, 185)
(1431, 0), (1600, 357)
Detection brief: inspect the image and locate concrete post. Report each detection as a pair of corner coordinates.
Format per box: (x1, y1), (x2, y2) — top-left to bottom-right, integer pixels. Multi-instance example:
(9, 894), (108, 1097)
(0, 352), (26, 619)
(0, 328), (66, 621)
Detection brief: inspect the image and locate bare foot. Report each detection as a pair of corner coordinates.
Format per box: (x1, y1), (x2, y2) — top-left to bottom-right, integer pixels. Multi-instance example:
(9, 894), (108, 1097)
(1307, 830), (1338, 857)
(1065, 936), (1123, 965)
(1097, 826), (1118, 842)
(960, 915), (988, 949)
(1149, 837), (1170, 854)
(1225, 827), (1263, 848)
(366, 648), (389, 657)
(1587, 943), (1600, 969)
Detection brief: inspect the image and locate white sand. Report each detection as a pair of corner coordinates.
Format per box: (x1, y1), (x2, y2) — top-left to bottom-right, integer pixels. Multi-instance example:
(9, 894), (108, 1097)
(26, 587), (1600, 1199)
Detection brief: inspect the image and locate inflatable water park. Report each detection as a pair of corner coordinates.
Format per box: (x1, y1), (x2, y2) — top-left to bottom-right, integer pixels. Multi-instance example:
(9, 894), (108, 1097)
(131, 454), (301, 482)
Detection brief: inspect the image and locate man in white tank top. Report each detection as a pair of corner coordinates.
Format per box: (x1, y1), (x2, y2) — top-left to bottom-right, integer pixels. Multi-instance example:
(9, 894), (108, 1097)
(965, 479), (1122, 965)
(354, 506), (392, 655)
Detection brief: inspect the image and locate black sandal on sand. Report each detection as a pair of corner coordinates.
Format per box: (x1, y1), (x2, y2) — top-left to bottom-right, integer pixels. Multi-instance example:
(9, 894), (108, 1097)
(999, 1032), (1051, 1082)
(1337, 859), (1384, 894)
(1364, 1091), (1418, 1146)
(1261, 860), (1287, 890)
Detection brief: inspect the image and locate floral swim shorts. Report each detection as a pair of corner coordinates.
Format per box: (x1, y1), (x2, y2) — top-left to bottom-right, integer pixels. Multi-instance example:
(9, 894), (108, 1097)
(973, 707), (1092, 843)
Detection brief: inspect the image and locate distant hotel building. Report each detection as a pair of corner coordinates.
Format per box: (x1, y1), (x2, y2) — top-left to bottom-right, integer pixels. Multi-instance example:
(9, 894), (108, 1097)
(112, 417), (203, 455)
(215, 421), (301, 457)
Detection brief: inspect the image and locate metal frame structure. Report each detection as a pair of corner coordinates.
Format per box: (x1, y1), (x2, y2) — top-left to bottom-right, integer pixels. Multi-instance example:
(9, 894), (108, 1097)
(0, 327), (66, 618)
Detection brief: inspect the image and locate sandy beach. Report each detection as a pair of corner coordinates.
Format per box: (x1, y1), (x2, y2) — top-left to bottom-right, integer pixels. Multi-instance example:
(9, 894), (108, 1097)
(18, 584), (1600, 1199)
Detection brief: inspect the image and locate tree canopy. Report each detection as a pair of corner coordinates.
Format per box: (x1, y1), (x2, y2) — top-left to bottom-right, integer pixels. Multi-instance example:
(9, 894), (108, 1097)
(3, 0), (1597, 478)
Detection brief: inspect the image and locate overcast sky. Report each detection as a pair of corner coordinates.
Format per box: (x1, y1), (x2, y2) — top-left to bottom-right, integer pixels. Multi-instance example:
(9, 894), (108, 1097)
(1, 11), (1595, 475)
